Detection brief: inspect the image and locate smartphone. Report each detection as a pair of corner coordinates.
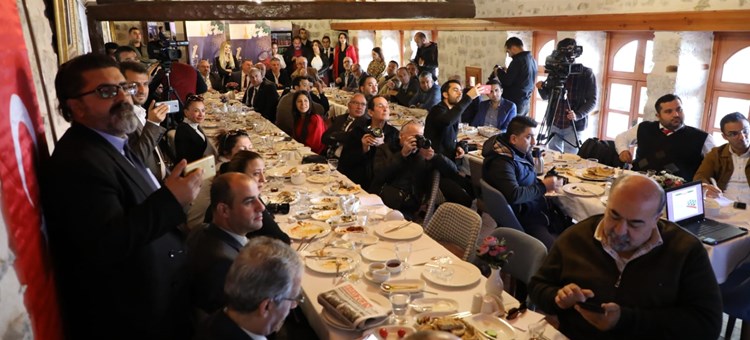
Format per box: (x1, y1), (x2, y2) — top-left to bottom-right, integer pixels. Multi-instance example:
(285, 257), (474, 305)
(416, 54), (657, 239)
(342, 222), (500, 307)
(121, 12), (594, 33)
(183, 155), (216, 180)
(156, 99), (180, 114)
(478, 84), (492, 94)
(733, 202), (747, 210)
(577, 301), (605, 313)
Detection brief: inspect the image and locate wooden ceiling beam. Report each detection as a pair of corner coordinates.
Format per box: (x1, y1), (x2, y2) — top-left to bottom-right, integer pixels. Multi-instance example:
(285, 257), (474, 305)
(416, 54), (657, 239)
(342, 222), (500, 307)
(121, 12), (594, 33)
(86, 1), (476, 21)
(331, 10), (750, 32)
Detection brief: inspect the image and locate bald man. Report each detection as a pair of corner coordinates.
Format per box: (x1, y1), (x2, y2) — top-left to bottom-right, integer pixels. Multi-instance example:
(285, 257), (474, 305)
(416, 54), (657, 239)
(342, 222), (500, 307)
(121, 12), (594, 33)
(529, 174), (722, 339)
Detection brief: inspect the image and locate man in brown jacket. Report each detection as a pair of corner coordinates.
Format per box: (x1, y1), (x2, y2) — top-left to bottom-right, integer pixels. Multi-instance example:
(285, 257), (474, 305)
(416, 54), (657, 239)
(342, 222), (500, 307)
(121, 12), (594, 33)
(694, 112), (750, 202)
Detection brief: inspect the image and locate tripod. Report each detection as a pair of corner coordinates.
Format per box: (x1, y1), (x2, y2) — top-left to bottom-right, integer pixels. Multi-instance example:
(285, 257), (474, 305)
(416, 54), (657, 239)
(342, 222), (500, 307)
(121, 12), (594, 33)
(536, 81), (581, 151)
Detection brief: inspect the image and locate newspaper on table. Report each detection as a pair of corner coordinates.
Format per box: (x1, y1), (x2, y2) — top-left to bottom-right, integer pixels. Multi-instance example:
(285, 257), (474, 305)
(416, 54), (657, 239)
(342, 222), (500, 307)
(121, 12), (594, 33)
(317, 283), (389, 330)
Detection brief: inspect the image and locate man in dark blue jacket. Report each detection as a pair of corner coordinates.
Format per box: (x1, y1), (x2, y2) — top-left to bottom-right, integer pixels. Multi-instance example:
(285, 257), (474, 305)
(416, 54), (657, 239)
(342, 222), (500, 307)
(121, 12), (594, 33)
(494, 37), (537, 116)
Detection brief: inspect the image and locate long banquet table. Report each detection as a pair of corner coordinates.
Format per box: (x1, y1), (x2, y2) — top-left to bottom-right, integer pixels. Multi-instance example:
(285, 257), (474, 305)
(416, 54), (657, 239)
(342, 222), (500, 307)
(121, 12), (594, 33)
(199, 93), (567, 340)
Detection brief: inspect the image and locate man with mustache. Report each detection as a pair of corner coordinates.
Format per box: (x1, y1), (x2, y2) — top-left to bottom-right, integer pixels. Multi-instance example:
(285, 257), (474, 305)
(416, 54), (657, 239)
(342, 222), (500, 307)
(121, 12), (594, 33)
(615, 93), (715, 180)
(43, 53), (203, 339)
(528, 174), (722, 340)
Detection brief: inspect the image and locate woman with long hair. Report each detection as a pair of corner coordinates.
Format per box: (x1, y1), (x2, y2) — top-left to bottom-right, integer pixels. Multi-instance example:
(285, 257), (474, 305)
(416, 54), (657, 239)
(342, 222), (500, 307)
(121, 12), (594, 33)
(291, 90), (326, 154)
(333, 32), (358, 81)
(368, 47), (386, 79)
(215, 41), (238, 85)
(311, 40), (330, 83)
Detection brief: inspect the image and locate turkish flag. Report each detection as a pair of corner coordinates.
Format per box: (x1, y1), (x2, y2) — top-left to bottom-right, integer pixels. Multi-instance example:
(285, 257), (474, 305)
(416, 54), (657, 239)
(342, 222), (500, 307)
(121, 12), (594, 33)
(0, 0), (63, 338)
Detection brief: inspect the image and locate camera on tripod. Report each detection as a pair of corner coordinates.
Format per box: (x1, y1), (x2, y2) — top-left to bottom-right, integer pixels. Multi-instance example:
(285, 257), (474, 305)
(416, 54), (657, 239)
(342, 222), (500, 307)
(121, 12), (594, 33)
(542, 42), (583, 89)
(147, 38), (189, 64)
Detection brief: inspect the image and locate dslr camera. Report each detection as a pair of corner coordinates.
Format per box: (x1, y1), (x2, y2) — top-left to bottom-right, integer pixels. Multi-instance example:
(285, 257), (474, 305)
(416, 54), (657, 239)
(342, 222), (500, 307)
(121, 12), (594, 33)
(265, 203), (290, 215)
(367, 126), (384, 138)
(415, 135), (432, 149)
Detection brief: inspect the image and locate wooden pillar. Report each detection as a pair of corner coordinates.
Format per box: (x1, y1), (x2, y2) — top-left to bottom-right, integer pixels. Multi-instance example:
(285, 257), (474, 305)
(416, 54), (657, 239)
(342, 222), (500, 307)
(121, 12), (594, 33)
(87, 16), (104, 54)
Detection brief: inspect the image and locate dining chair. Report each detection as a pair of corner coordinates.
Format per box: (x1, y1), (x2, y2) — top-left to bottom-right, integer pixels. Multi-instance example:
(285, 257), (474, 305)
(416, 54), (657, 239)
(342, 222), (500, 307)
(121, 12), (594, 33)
(423, 170), (444, 226)
(480, 179), (524, 231)
(165, 129), (177, 159)
(490, 227), (548, 303)
(467, 156), (486, 214)
(720, 259), (750, 340)
(424, 202), (483, 262)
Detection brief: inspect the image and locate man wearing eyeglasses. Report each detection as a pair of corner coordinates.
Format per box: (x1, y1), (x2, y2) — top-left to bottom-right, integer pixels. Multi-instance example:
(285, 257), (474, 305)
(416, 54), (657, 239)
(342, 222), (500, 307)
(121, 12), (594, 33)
(695, 112), (750, 202)
(43, 53), (203, 339)
(322, 93), (369, 159)
(194, 236), (303, 339)
(242, 67), (279, 123)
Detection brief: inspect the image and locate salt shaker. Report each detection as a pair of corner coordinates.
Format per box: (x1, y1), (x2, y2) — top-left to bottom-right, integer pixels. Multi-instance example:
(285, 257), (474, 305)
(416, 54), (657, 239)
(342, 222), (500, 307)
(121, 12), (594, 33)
(470, 293), (483, 314)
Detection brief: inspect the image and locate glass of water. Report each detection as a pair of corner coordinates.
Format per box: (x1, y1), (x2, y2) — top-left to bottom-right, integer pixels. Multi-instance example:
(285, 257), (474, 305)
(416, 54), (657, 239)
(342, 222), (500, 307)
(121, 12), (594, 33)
(389, 293), (410, 324)
(395, 242), (412, 269)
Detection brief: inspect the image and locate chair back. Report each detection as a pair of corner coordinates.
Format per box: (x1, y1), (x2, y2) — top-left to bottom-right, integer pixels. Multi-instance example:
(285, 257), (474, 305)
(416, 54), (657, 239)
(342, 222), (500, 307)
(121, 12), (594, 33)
(468, 156), (486, 212)
(480, 179), (523, 231)
(423, 170), (444, 225)
(425, 202), (483, 261)
(490, 227), (547, 285)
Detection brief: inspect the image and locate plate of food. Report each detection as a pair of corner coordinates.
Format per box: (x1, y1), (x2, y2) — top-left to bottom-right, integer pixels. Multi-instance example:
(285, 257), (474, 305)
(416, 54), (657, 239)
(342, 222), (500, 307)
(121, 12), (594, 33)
(306, 163), (330, 173)
(333, 225), (367, 235)
(266, 165), (303, 179)
(282, 220), (330, 240)
(274, 141), (299, 151)
(307, 174), (334, 184)
(578, 166), (615, 181)
(266, 190), (300, 205)
(414, 314), (515, 340)
(326, 181), (363, 196)
(311, 209), (343, 221)
(305, 249), (360, 274)
(410, 298), (459, 313)
(562, 183), (606, 197)
(311, 203), (339, 211)
(328, 215), (359, 227)
(310, 196), (339, 205)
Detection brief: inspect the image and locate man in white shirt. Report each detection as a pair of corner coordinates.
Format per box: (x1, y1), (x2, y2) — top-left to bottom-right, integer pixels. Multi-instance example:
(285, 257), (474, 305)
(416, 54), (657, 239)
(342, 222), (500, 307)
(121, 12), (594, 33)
(614, 93), (714, 180)
(197, 59), (223, 92)
(120, 61), (169, 180)
(694, 112), (750, 202)
(231, 60), (255, 94)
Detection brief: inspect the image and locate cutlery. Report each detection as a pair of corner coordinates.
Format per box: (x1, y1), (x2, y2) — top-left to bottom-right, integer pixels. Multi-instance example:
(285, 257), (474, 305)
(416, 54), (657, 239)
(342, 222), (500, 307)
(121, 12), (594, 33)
(385, 221), (412, 233)
(381, 283), (420, 290)
(334, 258), (341, 284)
(296, 236), (309, 251)
(300, 234), (319, 251)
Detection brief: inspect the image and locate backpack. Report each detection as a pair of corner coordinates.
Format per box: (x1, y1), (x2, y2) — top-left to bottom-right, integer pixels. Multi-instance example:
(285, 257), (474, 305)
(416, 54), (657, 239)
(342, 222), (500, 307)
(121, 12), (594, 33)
(577, 138), (625, 168)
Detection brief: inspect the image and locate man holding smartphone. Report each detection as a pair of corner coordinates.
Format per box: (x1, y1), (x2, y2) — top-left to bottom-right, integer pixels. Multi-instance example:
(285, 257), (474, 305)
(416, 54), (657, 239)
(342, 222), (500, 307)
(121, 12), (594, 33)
(694, 112), (750, 204)
(493, 37), (537, 116)
(528, 174), (722, 339)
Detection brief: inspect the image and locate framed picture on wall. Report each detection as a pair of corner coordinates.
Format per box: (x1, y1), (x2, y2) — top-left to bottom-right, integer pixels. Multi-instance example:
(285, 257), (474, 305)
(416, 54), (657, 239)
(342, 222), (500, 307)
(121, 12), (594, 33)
(465, 66), (482, 87)
(53, 0), (79, 64)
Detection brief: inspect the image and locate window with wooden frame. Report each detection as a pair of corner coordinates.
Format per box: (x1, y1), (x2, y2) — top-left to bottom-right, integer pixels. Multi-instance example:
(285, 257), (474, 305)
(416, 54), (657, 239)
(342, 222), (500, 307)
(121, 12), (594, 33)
(600, 32), (654, 140)
(704, 32), (750, 146)
(530, 31), (556, 124)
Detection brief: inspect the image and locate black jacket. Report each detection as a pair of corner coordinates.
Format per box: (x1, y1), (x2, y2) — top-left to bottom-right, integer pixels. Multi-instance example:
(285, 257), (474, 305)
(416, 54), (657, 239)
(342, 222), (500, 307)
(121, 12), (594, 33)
(338, 118), (399, 190)
(242, 79), (280, 122)
(497, 50), (537, 113)
(424, 95), (474, 161)
(537, 66), (597, 132)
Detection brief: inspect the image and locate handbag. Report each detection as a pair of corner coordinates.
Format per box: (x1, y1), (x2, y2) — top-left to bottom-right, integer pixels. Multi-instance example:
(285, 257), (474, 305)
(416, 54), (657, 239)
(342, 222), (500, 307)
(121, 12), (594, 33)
(380, 184), (413, 210)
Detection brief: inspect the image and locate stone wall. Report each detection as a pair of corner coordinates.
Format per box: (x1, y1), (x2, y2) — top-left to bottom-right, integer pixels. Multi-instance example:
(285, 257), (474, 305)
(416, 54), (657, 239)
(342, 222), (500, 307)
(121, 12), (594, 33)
(475, 0), (750, 18)
(436, 31), (505, 85)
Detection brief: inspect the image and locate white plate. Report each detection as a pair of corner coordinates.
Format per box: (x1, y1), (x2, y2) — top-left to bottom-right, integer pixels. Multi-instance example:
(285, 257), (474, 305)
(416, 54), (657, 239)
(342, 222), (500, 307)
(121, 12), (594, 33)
(362, 325), (416, 340)
(329, 215), (360, 228)
(307, 174), (334, 184)
(310, 196), (339, 205)
(326, 183), (363, 196)
(556, 153), (581, 161)
(361, 245), (398, 262)
(305, 249), (361, 274)
(266, 165), (303, 178)
(562, 183), (605, 197)
(410, 298), (459, 313)
(333, 225), (367, 235)
(274, 141), (299, 151)
(342, 233), (379, 246)
(266, 191), (300, 205)
(576, 169), (614, 182)
(305, 163), (330, 173)
(312, 209), (343, 221)
(463, 313), (516, 340)
(380, 279), (426, 294)
(374, 221), (423, 240)
(281, 220), (330, 240)
(421, 261), (482, 288)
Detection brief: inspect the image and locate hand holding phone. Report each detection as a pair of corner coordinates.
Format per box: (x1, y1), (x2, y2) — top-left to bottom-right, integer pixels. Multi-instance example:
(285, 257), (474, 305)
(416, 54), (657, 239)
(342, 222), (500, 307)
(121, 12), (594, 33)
(577, 301), (605, 313)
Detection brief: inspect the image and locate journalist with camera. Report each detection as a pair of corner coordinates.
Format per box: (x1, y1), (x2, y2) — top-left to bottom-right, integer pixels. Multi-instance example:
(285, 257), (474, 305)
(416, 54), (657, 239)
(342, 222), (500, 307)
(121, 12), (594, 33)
(536, 38), (597, 154)
(147, 37), (208, 127)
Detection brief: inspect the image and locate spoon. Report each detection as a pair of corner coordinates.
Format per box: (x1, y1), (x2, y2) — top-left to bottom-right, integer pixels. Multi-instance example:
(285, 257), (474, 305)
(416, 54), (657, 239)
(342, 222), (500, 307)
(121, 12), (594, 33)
(381, 283), (421, 291)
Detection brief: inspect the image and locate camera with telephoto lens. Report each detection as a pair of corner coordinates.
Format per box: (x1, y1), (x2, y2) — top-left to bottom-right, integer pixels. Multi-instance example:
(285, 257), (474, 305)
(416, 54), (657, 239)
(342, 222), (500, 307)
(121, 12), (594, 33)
(367, 126), (383, 138)
(265, 203), (290, 215)
(415, 135), (432, 149)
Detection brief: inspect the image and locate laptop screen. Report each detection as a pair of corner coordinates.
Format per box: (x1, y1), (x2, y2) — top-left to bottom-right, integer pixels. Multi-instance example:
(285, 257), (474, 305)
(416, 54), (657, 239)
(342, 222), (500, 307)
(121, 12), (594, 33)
(665, 181), (705, 223)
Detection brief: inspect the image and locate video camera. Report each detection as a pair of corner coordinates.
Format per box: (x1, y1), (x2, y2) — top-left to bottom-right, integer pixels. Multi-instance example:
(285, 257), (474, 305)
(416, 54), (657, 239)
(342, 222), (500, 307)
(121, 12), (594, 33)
(542, 42), (583, 89)
(147, 38), (189, 65)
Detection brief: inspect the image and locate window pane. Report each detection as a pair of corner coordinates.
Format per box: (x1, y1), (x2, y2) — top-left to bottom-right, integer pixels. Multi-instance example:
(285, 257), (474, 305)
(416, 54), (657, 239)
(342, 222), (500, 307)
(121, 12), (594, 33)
(721, 47), (750, 84)
(613, 40), (638, 73)
(537, 40), (555, 67)
(714, 96), (750, 129)
(644, 40), (654, 74)
(535, 100), (548, 125)
(606, 112), (630, 139)
(713, 132), (727, 147)
(608, 83), (633, 111)
(638, 87), (648, 114)
(381, 35), (400, 67)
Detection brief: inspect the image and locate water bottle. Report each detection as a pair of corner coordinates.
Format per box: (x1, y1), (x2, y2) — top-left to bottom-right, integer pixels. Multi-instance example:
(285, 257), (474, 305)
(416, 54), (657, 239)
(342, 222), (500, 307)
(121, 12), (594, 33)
(532, 147), (544, 175)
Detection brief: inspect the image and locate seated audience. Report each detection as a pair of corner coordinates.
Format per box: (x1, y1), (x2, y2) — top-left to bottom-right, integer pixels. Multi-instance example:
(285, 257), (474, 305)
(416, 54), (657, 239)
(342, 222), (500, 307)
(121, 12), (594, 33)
(276, 76), (326, 135)
(114, 45), (139, 63)
(322, 93), (369, 159)
(372, 120), (460, 220)
(388, 66), (419, 107)
(291, 90), (326, 154)
(615, 93), (715, 180)
(408, 71), (441, 109)
(335, 57), (355, 90)
(359, 75), (379, 101)
(463, 80), (516, 131)
(528, 174), (722, 339)
(194, 236), (303, 340)
(367, 47), (386, 79)
(265, 57), (291, 89)
(378, 60), (399, 95)
(345, 63), (367, 92)
(694, 112), (750, 202)
(482, 116), (563, 248)
(242, 67), (279, 122)
(197, 59), (223, 92)
(283, 36), (313, 74)
(290, 56), (310, 80)
(175, 94), (218, 163)
(230, 60), (254, 94)
(271, 42), (286, 69)
(187, 173), (265, 314)
(339, 95), (400, 190)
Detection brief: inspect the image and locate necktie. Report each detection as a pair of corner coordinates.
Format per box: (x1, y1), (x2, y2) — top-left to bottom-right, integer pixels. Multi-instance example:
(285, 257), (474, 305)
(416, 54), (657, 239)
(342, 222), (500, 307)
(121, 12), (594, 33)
(343, 116), (355, 131)
(661, 128), (673, 135)
(123, 143), (157, 192)
(243, 75), (249, 90)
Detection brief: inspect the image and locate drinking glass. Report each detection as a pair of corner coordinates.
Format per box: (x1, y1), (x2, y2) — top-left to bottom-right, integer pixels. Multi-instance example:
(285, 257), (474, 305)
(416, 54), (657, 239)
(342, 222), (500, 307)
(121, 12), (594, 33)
(586, 158), (599, 168)
(327, 159), (339, 174)
(528, 320), (546, 340)
(389, 293), (410, 324)
(395, 242), (412, 269)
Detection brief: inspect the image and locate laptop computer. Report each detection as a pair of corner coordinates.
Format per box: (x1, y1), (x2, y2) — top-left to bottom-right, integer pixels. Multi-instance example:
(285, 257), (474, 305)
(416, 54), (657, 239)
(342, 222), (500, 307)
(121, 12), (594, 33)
(664, 181), (748, 245)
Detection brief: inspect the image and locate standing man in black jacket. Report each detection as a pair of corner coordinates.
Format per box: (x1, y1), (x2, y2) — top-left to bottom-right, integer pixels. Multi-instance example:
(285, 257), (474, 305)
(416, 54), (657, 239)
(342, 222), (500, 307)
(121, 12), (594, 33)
(493, 37), (537, 116)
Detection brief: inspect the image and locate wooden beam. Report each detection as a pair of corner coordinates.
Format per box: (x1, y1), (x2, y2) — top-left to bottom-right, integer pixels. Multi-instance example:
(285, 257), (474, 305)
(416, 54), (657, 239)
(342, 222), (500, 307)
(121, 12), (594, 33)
(86, 1), (475, 21)
(331, 10), (750, 32)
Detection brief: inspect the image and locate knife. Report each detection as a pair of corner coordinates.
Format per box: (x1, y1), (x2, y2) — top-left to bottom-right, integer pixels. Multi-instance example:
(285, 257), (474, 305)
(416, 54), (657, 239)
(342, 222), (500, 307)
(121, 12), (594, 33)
(385, 221), (412, 233)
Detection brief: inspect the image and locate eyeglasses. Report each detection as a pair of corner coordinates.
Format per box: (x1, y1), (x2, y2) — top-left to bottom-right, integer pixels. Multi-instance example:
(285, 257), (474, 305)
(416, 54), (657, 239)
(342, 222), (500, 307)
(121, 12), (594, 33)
(724, 129), (750, 138)
(278, 293), (305, 305)
(71, 83), (137, 99)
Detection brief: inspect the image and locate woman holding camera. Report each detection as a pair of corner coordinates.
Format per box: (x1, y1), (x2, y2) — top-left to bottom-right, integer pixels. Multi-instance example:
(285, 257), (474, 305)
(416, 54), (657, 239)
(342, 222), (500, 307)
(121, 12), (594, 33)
(291, 90), (326, 154)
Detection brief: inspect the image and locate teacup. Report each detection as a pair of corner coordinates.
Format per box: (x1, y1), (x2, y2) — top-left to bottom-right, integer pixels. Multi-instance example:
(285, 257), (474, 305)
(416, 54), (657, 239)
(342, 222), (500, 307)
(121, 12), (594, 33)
(369, 262), (386, 273)
(386, 259), (403, 274)
(371, 269), (391, 283)
(290, 172), (306, 185)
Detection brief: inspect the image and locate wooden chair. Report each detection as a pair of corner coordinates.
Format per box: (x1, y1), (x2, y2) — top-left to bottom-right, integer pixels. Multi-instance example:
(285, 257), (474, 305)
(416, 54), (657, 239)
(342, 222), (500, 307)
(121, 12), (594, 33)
(424, 202), (482, 262)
